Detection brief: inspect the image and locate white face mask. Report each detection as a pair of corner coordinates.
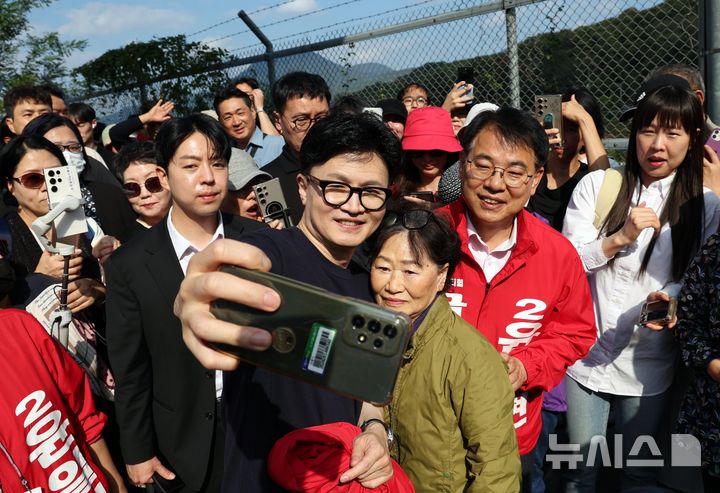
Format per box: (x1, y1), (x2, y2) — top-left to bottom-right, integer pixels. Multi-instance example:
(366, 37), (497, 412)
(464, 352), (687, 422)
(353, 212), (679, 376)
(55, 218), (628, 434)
(62, 150), (86, 174)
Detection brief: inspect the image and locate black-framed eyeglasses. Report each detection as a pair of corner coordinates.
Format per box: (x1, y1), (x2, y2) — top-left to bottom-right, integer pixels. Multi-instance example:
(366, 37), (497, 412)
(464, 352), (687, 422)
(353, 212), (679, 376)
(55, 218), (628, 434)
(122, 176), (164, 198)
(286, 113), (328, 132)
(54, 143), (83, 154)
(382, 209), (438, 230)
(464, 159), (535, 188)
(11, 172), (45, 189)
(305, 174), (391, 211)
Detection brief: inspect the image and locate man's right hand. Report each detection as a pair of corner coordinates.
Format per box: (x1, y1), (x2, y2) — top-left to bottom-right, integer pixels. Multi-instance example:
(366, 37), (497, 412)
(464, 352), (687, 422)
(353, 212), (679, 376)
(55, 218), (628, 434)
(126, 457), (175, 487)
(175, 239), (278, 371)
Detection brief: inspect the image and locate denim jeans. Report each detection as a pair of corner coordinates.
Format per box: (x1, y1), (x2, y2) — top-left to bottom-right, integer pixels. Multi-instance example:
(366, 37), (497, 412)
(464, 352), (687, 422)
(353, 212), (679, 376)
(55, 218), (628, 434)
(564, 376), (671, 493)
(530, 409), (562, 493)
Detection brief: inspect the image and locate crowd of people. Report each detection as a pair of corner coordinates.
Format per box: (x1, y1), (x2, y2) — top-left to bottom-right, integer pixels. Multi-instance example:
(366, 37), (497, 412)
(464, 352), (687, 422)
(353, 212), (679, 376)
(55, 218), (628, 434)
(0, 63), (718, 493)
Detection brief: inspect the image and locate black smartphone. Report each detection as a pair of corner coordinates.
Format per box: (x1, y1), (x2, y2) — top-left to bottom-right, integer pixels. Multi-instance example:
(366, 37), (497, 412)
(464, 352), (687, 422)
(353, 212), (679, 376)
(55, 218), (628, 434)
(210, 266), (411, 405)
(456, 66), (474, 100)
(638, 299), (677, 326)
(404, 191), (438, 203)
(151, 473), (184, 493)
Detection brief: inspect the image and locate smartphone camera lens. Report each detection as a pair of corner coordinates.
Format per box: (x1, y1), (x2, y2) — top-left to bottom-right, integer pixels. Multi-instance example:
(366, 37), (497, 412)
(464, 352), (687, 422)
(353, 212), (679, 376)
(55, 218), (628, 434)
(51, 186), (58, 193)
(368, 320), (381, 333)
(357, 333), (367, 344)
(373, 338), (384, 349)
(352, 315), (365, 328)
(383, 325), (398, 338)
(49, 178), (56, 185)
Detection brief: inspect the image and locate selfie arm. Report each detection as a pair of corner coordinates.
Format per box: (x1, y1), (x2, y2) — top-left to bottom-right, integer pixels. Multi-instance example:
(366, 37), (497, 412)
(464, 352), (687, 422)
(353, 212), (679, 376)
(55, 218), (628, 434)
(31, 196), (85, 256)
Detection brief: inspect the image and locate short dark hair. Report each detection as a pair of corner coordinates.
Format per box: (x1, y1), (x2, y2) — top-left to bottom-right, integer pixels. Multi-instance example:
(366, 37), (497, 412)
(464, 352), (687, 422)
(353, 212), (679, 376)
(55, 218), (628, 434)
(37, 84), (64, 100)
(372, 202), (461, 292)
(233, 77), (260, 90)
(213, 86), (253, 116)
(3, 86), (51, 117)
(113, 141), (157, 182)
(0, 135), (67, 186)
(461, 106), (549, 170)
(21, 113), (90, 170)
(299, 112), (402, 183)
(67, 102), (96, 123)
(562, 87), (605, 139)
(397, 83), (431, 104)
(154, 113), (231, 171)
(331, 95), (368, 115)
(272, 72), (331, 113)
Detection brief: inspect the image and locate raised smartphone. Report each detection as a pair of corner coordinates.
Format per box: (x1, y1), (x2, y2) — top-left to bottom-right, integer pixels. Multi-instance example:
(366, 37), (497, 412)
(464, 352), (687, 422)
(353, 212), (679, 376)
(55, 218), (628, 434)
(638, 298), (677, 326)
(210, 266), (411, 405)
(533, 94), (563, 147)
(456, 66), (475, 101)
(253, 178), (292, 228)
(706, 127), (720, 156)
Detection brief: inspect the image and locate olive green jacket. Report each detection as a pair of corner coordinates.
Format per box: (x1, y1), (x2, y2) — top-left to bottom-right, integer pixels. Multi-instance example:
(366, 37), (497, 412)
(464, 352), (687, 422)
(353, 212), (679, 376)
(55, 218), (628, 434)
(386, 295), (520, 492)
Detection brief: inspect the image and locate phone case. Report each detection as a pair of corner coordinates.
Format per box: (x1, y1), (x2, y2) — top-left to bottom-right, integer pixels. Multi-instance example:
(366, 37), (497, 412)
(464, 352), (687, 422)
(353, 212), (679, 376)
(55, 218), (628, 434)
(253, 178), (292, 227)
(638, 298), (677, 325)
(210, 266), (411, 405)
(44, 166), (87, 238)
(706, 128), (720, 156)
(533, 95), (563, 147)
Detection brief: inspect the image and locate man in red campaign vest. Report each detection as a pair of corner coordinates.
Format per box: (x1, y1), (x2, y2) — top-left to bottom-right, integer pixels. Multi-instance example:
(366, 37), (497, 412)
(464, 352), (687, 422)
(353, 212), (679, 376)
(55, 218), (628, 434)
(439, 107), (596, 491)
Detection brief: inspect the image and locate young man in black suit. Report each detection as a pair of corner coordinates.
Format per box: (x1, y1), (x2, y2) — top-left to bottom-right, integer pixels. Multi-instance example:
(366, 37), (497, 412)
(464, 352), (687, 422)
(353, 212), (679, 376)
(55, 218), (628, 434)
(105, 114), (262, 491)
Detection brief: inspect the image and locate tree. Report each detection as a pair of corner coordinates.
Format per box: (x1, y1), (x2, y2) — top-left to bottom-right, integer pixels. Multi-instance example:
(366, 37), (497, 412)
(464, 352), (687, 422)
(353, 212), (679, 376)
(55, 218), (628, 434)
(74, 35), (231, 115)
(0, 0), (87, 96)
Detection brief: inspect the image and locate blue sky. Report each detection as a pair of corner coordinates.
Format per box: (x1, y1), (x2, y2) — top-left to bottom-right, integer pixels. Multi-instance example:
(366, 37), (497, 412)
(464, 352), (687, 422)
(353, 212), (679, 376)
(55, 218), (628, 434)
(28, 0), (435, 69)
(28, 0), (664, 71)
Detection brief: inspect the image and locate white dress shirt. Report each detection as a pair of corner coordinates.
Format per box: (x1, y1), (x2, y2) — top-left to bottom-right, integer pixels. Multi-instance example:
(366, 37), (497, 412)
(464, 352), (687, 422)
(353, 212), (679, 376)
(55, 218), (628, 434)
(562, 170), (720, 396)
(466, 213), (518, 283)
(167, 207), (225, 398)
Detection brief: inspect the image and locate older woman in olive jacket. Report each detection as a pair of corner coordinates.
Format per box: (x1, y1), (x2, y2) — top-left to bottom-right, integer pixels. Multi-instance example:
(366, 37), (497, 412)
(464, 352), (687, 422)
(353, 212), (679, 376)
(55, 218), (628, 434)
(370, 206), (520, 492)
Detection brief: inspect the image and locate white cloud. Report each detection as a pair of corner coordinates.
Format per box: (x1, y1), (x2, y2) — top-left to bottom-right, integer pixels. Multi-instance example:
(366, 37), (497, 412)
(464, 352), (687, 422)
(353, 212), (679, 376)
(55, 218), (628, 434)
(276, 0), (319, 14)
(58, 3), (194, 37)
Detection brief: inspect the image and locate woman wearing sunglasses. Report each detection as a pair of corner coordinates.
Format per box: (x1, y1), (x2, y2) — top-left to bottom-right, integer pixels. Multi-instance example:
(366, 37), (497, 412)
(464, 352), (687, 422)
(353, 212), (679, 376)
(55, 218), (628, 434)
(113, 141), (171, 234)
(370, 204), (520, 491)
(0, 135), (105, 311)
(22, 113), (137, 243)
(395, 106), (462, 204)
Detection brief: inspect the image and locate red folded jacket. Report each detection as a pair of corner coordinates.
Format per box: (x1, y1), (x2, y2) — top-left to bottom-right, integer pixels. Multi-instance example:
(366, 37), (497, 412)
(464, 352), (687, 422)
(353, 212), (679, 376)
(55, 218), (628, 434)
(268, 422), (415, 492)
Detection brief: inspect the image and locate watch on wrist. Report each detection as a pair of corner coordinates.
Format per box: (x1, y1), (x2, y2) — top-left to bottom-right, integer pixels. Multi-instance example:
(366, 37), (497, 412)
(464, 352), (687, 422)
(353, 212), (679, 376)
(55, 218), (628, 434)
(256, 107), (265, 113)
(360, 418), (394, 447)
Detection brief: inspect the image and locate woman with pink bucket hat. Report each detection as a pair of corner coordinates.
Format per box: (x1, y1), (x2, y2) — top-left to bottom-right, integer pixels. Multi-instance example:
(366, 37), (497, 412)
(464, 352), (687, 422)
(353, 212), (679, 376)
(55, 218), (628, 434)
(395, 106), (462, 204)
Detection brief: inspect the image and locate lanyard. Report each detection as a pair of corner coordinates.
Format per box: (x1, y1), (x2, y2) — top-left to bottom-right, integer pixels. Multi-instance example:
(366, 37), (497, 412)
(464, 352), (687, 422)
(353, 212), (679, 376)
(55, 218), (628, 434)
(0, 440), (32, 492)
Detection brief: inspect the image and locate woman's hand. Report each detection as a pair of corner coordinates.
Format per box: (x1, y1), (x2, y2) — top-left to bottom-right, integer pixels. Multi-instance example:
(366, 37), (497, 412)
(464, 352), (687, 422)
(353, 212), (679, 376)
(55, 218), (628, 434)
(707, 358), (720, 383)
(265, 218), (284, 230)
(441, 81), (474, 112)
(603, 202), (660, 258)
(66, 278), (106, 312)
(642, 291), (677, 331)
(92, 236), (121, 265)
(545, 127), (561, 148)
(35, 249), (83, 279)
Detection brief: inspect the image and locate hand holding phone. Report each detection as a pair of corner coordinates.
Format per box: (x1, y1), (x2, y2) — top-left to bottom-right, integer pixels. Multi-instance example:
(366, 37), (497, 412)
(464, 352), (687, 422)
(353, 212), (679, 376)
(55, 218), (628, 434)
(456, 66), (475, 101)
(639, 296), (677, 330)
(211, 266), (411, 404)
(533, 95), (563, 148)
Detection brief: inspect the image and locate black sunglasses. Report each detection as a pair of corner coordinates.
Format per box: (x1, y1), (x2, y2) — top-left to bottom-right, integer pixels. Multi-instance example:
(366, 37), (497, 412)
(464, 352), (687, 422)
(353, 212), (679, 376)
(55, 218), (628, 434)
(382, 209), (438, 230)
(122, 176), (164, 198)
(11, 172), (45, 189)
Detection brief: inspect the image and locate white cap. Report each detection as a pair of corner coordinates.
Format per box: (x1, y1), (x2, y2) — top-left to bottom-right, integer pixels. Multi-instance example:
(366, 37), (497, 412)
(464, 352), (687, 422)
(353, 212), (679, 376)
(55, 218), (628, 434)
(464, 102), (500, 127)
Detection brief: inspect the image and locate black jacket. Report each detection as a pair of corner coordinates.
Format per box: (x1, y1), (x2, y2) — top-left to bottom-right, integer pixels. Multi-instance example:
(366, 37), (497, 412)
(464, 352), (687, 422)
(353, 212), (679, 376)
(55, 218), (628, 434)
(105, 213), (263, 490)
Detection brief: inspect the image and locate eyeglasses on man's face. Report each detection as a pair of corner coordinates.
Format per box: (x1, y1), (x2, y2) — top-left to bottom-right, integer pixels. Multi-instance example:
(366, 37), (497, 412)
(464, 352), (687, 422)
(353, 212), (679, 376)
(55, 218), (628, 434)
(464, 159), (535, 188)
(285, 113), (328, 132)
(305, 174), (390, 211)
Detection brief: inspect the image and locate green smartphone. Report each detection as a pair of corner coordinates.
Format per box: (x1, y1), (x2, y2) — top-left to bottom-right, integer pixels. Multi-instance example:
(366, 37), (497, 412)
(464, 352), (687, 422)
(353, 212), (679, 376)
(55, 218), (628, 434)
(210, 265), (411, 405)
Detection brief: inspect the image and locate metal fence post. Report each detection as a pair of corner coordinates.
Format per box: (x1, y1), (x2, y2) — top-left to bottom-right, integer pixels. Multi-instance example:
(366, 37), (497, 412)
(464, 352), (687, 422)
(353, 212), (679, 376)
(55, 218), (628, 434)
(504, 1), (520, 108)
(238, 10), (276, 89)
(702, 0), (720, 123)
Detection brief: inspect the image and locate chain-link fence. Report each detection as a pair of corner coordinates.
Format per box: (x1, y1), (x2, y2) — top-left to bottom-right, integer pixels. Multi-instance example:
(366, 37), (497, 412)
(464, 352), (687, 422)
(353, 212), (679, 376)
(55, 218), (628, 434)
(80, 0), (699, 142)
